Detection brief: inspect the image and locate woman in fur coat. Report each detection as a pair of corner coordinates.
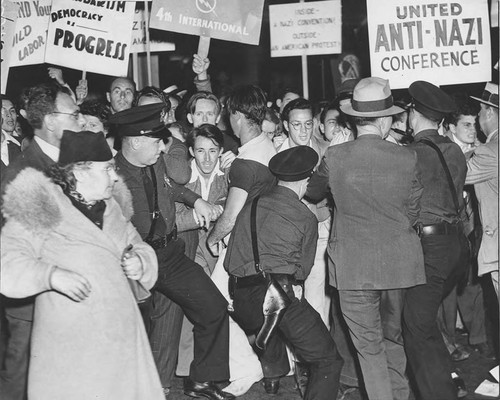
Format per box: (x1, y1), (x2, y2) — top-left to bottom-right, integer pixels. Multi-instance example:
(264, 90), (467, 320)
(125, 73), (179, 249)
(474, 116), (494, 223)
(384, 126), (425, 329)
(0, 131), (164, 400)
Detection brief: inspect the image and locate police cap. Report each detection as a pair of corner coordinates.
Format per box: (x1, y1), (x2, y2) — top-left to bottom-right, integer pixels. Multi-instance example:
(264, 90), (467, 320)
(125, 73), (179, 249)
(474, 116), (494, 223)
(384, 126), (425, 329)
(269, 146), (319, 182)
(409, 81), (456, 121)
(108, 103), (169, 139)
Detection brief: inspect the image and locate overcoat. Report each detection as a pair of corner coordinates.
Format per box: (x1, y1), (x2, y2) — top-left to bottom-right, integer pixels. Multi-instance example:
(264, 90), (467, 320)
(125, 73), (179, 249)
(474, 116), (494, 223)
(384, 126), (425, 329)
(307, 135), (425, 290)
(0, 168), (164, 400)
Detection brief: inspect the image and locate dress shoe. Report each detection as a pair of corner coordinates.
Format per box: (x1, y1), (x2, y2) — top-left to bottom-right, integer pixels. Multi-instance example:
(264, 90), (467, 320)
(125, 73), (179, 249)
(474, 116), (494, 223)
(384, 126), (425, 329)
(452, 373), (467, 398)
(263, 377), (280, 395)
(471, 342), (497, 360)
(451, 347), (470, 362)
(184, 378), (235, 400)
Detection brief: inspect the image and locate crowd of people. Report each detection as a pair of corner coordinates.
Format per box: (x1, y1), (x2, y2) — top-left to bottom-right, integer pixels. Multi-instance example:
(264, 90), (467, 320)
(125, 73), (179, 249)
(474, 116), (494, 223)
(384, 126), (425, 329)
(0, 51), (498, 400)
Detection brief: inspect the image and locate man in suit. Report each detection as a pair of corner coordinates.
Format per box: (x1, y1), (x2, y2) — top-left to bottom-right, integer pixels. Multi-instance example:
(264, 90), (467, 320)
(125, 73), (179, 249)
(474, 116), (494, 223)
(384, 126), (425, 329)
(1, 83), (86, 400)
(467, 82), (499, 295)
(306, 77), (425, 400)
(403, 81), (467, 400)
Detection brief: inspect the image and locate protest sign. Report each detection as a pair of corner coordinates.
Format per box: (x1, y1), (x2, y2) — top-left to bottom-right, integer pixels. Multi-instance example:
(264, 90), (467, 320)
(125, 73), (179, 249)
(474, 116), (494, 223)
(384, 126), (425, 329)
(367, 0), (491, 88)
(269, 0), (341, 57)
(149, 0), (265, 45)
(1, 0), (18, 93)
(10, 0), (51, 67)
(131, 6), (175, 53)
(45, 0), (135, 76)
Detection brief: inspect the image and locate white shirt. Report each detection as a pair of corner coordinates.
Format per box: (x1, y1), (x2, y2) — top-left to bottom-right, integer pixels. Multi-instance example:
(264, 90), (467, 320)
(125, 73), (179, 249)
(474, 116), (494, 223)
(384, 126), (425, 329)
(1, 130), (21, 166)
(189, 158), (224, 201)
(34, 136), (60, 162)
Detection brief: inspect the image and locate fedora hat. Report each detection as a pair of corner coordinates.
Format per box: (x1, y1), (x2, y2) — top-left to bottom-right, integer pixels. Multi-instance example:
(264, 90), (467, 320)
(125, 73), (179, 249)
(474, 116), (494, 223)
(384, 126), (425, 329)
(340, 77), (403, 117)
(471, 82), (498, 108)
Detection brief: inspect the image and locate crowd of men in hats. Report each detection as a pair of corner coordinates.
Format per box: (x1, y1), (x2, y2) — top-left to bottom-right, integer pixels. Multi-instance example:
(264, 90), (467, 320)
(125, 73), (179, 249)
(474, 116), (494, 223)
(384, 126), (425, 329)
(0, 52), (498, 400)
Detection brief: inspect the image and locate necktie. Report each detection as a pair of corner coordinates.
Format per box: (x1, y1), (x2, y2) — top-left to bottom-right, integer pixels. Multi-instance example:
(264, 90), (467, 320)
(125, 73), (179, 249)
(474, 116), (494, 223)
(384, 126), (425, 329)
(141, 166), (167, 240)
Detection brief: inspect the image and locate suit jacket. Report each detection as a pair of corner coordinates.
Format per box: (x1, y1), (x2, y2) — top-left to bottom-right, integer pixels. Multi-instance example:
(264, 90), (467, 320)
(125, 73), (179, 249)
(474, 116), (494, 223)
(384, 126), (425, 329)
(465, 130), (498, 275)
(1, 139), (56, 321)
(176, 160), (228, 272)
(0, 141), (21, 171)
(307, 134), (425, 290)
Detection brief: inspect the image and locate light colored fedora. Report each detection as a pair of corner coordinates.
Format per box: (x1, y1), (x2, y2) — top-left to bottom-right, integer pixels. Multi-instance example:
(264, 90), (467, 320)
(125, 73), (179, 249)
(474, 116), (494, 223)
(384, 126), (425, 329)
(340, 77), (404, 117)
(471, 82), (499, 108)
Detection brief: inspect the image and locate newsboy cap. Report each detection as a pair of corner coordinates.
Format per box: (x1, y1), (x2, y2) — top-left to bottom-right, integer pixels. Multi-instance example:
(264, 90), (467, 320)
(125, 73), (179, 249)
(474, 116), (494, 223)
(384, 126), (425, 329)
(269, 146), (318, 182)
(409, 81), (456, 120)
(58, 130), (113, 166)
(470, 82), (499, 108)
(108, 103), (170, 139)
(340, 77), (404, 117)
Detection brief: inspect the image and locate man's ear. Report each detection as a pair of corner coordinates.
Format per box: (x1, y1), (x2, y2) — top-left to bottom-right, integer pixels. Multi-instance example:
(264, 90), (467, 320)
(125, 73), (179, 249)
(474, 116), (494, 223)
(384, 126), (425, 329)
(283, 120), (289, 133)
(319, 123), (325, 134)
(187, 113), (193, 124)
(188, 147), (195, 157)
(276, 99), (282, 109)
(106, 92), (111, 103)
(130, 137), (141, 150)
(449, 123), (457, 134)
(215, 114), (221, 124)
(44, 114), (56, 132)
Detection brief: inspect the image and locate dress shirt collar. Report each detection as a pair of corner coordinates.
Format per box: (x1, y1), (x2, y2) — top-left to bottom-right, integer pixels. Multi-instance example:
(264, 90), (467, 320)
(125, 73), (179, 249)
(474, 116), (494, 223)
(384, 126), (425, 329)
(486, 129), (498, 143)
(2, 130), (20, 146)
(34, 136), (59, 162)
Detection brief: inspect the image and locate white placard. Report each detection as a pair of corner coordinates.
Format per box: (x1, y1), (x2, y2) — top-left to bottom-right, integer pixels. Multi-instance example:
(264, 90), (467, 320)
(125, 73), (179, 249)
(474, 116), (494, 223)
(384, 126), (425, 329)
(131, 7), (175, 53)
(1, 0), (18, 93)
(45, 0), (135, 76)
(269, 0), (341, 58)
(10, 0), (51, 67)
(367, 0), (491, 89)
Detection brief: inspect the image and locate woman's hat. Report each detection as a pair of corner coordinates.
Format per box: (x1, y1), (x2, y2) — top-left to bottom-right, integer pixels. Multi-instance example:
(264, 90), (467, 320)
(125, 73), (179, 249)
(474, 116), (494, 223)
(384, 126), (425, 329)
(340, 77), (404, 117)
(59, 130), (112, 166)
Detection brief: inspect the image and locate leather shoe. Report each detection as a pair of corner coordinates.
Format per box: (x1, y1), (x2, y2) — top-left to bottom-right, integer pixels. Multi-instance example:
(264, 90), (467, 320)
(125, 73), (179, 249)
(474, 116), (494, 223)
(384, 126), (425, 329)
(452, 375), (467, 398)
(184, 378), (235, 400)
(451, 347), (470, 362)
(471, 342), (497, 360)
(263, 377), (280, 395)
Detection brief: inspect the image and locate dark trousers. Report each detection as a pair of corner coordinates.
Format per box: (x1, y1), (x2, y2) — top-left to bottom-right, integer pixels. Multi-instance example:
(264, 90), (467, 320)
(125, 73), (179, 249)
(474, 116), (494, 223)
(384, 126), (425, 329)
(149, 239), (230, 382)
(232, 281), (343, 400)
(0, 313), (31, 400)
(403, 233), (464, 400)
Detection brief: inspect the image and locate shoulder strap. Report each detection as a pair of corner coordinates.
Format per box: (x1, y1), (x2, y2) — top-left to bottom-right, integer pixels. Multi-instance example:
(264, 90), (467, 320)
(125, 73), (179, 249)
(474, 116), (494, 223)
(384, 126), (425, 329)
(250, 196), (261, 274)
(420, 138), (460, 216)
(145, 165), (160, 241)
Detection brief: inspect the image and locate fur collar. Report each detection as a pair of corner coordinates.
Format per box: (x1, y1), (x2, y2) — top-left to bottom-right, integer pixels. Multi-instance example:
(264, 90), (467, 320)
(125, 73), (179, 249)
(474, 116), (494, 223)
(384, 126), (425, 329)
(2, 168), (134, 233)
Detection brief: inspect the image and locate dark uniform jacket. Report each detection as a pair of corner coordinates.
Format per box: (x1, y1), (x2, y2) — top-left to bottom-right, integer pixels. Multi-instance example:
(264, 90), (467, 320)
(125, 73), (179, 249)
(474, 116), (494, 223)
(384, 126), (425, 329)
(114, 152), (200, 239)
(224, 186), (318, 280)
(407, 129), (467, 225)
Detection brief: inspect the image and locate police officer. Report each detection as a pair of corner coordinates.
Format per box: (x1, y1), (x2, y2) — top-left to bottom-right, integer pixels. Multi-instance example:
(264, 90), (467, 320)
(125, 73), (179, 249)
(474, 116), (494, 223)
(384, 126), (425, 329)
(224, 146), (343, 400)
(403, 81), (467, 400)
(110, 103), (234, 400)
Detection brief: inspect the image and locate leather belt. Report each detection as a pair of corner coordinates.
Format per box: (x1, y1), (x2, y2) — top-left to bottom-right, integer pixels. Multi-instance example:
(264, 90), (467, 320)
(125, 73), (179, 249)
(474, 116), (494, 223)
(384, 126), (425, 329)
(416, 222), (459, 237)
(146, 226), (178, 249)
(229, 273), (302, 290)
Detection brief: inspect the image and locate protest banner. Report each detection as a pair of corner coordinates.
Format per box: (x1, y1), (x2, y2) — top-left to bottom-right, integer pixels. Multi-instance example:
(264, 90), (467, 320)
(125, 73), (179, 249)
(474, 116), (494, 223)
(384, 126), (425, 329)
(10, 0), (50, 67)
(131, 6), (175, 53)
(367, 0), (491, 89)
(45, 0), (135, 76)
(149, 0), (265, 46)
(269, 0), (342, 58)
(1, 0), (18, 93)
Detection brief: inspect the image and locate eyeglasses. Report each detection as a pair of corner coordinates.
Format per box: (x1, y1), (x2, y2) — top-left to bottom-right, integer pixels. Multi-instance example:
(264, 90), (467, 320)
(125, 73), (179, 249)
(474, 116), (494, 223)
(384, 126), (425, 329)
(289, 120), (313, 130)
(93, 164), (118, 173)
(52, 111), (82, 120)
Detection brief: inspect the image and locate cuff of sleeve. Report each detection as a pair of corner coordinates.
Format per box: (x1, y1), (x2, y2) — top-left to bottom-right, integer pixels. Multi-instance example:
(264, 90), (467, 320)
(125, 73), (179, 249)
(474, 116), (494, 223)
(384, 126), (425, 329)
(46, 265), (58, 290)
(194, 74), (210, 84)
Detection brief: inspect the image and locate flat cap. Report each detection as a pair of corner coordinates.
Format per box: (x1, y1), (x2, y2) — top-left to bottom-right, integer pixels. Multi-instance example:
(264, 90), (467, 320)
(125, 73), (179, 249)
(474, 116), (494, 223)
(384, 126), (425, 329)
(59, 130), (113, 166)
(108, 103), (170, 139)
(409, 81), (456, 120)
(269, 146), (318, 182)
